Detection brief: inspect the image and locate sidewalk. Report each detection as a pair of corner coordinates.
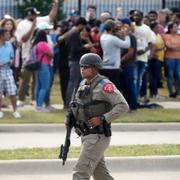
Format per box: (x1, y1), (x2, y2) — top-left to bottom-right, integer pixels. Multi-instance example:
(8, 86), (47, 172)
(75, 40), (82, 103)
(1, 123), (180, 149)
(152, 101), (180, 109)
(2, 104), (64, 112)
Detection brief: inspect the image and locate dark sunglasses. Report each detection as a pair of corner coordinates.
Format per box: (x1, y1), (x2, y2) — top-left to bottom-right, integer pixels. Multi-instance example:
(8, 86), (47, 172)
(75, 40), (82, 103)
(80, 65), (94, 69)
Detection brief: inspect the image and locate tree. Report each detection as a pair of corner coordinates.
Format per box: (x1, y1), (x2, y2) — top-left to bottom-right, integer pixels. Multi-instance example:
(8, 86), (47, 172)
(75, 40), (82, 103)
(17, 0), (64, 20)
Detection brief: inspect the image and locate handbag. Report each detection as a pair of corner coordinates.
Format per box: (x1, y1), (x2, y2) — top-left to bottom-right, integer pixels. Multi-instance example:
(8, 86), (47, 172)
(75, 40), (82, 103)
(25, 46), (44, 71)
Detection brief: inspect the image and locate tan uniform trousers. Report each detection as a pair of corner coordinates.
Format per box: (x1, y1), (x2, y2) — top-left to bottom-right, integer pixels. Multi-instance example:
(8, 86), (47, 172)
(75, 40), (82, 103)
(73, 134), (114, 180)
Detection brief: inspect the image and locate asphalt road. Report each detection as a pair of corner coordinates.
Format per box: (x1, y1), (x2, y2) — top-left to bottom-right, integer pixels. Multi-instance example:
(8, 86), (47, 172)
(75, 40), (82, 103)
(0, 157), (180, 180)
(0, 130), (180, 149)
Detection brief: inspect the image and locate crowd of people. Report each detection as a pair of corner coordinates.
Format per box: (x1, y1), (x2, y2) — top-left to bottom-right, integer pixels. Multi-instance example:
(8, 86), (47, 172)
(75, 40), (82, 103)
(0, 0), (180, 118)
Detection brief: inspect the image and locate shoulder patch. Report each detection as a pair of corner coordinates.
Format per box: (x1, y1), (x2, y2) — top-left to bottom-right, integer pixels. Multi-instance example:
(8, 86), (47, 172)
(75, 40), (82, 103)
(98, 79), (106, 87)
(103, 83), (114, 93)
(99, 79), (106, 86)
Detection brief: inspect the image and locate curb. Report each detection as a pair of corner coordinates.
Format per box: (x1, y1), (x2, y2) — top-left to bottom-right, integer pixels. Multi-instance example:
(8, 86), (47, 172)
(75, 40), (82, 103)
(1, 123), (180, 133)
(0, 156), (180, 174)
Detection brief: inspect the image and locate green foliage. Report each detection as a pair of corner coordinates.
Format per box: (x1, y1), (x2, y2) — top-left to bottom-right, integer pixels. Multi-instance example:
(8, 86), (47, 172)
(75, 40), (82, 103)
(18, 0), (65, 20)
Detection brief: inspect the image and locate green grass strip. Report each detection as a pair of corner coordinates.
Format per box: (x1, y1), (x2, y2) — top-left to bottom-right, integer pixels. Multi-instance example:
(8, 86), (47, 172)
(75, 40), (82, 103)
(0, 144), (180, 160)
(1, 109), (180, 123)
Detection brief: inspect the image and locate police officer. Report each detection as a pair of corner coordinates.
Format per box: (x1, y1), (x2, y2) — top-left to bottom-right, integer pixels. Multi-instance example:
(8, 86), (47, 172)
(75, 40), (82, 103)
(70, 53), (129, 180)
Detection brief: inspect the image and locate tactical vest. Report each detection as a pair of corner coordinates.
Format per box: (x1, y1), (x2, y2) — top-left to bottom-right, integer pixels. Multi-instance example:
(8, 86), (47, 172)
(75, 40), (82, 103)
(71, 75), (112, 128)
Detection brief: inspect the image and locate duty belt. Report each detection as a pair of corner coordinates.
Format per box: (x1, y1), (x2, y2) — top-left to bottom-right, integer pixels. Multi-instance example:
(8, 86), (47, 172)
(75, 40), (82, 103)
(75, 122), (104, 136)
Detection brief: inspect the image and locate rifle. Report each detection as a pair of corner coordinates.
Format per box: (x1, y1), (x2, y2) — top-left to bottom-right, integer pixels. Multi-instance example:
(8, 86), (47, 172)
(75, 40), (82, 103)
(59, 110), (76, 165)
(59, 89), (77, 165)
(59, 123), (72, 165)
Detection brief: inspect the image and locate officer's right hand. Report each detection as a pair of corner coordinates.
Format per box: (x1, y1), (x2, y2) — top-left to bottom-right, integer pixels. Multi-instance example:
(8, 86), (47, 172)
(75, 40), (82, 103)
(88, 117), (102, 128)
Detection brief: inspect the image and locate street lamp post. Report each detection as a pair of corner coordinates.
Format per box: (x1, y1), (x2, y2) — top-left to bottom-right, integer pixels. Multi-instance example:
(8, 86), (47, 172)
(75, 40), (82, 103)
(78, 0), (81, 15)
(14, 0), (20, 17)
(162, 0), (166, 9)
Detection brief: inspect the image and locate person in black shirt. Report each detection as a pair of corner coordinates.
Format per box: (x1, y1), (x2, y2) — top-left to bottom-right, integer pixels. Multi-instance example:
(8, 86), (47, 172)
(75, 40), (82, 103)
(65, 17), (92, 108)
(56, 21), (70, 108)
(120, 19), (138, 111)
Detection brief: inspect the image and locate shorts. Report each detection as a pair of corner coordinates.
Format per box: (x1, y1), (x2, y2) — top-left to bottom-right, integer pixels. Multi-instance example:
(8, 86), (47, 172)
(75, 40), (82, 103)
(0, 68), (17, 96)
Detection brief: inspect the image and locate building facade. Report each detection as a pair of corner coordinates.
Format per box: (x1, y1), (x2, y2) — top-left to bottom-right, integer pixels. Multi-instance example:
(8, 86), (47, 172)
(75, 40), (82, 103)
(0, 0), (18, 18)
(63, 0), (180, 17)
(0, 0), (179, 19)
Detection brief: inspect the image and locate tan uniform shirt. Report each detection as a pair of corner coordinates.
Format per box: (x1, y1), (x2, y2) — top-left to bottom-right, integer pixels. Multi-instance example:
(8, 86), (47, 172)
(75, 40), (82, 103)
(73, 74), (129, 123)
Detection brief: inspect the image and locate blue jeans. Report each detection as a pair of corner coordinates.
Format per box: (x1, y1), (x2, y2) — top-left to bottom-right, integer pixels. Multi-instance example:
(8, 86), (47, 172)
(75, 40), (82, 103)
(164, 59), (180, 96)
(65, 61), (81, 107)
(35, 64), (51, 107)
(121, 61), (138, 110)
(136, 61), (148, 97)
(45, 65), (53, 104)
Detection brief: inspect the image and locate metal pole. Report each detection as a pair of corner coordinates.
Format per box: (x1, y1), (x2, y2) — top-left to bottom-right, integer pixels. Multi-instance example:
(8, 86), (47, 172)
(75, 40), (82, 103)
(78, 0), (81, 16)
(162, 0), (166, 9)
(15, 0), (20, 18)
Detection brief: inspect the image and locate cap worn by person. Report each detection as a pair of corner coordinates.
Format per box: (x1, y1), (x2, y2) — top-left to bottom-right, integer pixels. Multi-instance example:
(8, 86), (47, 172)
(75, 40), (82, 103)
(120, 18), (131, 26)
(104, 19), (115, 31)
(2, 14), (13, 19)
(80, 53), (103, 69)
(37, 22), (53, 30)
(69, 9), (79, 16)
(24, 7), (40, 16)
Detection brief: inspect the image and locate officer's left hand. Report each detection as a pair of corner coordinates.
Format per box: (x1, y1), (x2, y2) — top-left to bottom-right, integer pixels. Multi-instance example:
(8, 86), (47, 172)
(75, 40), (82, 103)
(88, 117), (102, 128)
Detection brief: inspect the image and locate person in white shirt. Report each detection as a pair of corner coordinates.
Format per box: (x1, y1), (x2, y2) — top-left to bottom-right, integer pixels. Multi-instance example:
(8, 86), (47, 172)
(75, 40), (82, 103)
(133, 10), (155, 99)
(100, 19), (130, 88)
(15, 0), (58, 107)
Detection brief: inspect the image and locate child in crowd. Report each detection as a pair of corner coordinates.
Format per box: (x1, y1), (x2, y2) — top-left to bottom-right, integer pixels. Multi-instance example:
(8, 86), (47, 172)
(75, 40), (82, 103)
(0, 28), (21, 118)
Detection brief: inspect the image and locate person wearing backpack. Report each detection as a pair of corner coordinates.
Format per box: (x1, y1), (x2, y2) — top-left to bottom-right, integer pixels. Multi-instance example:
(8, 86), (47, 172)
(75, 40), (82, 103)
(15, 1), (58, 107)
(32, 30), (53, 112)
